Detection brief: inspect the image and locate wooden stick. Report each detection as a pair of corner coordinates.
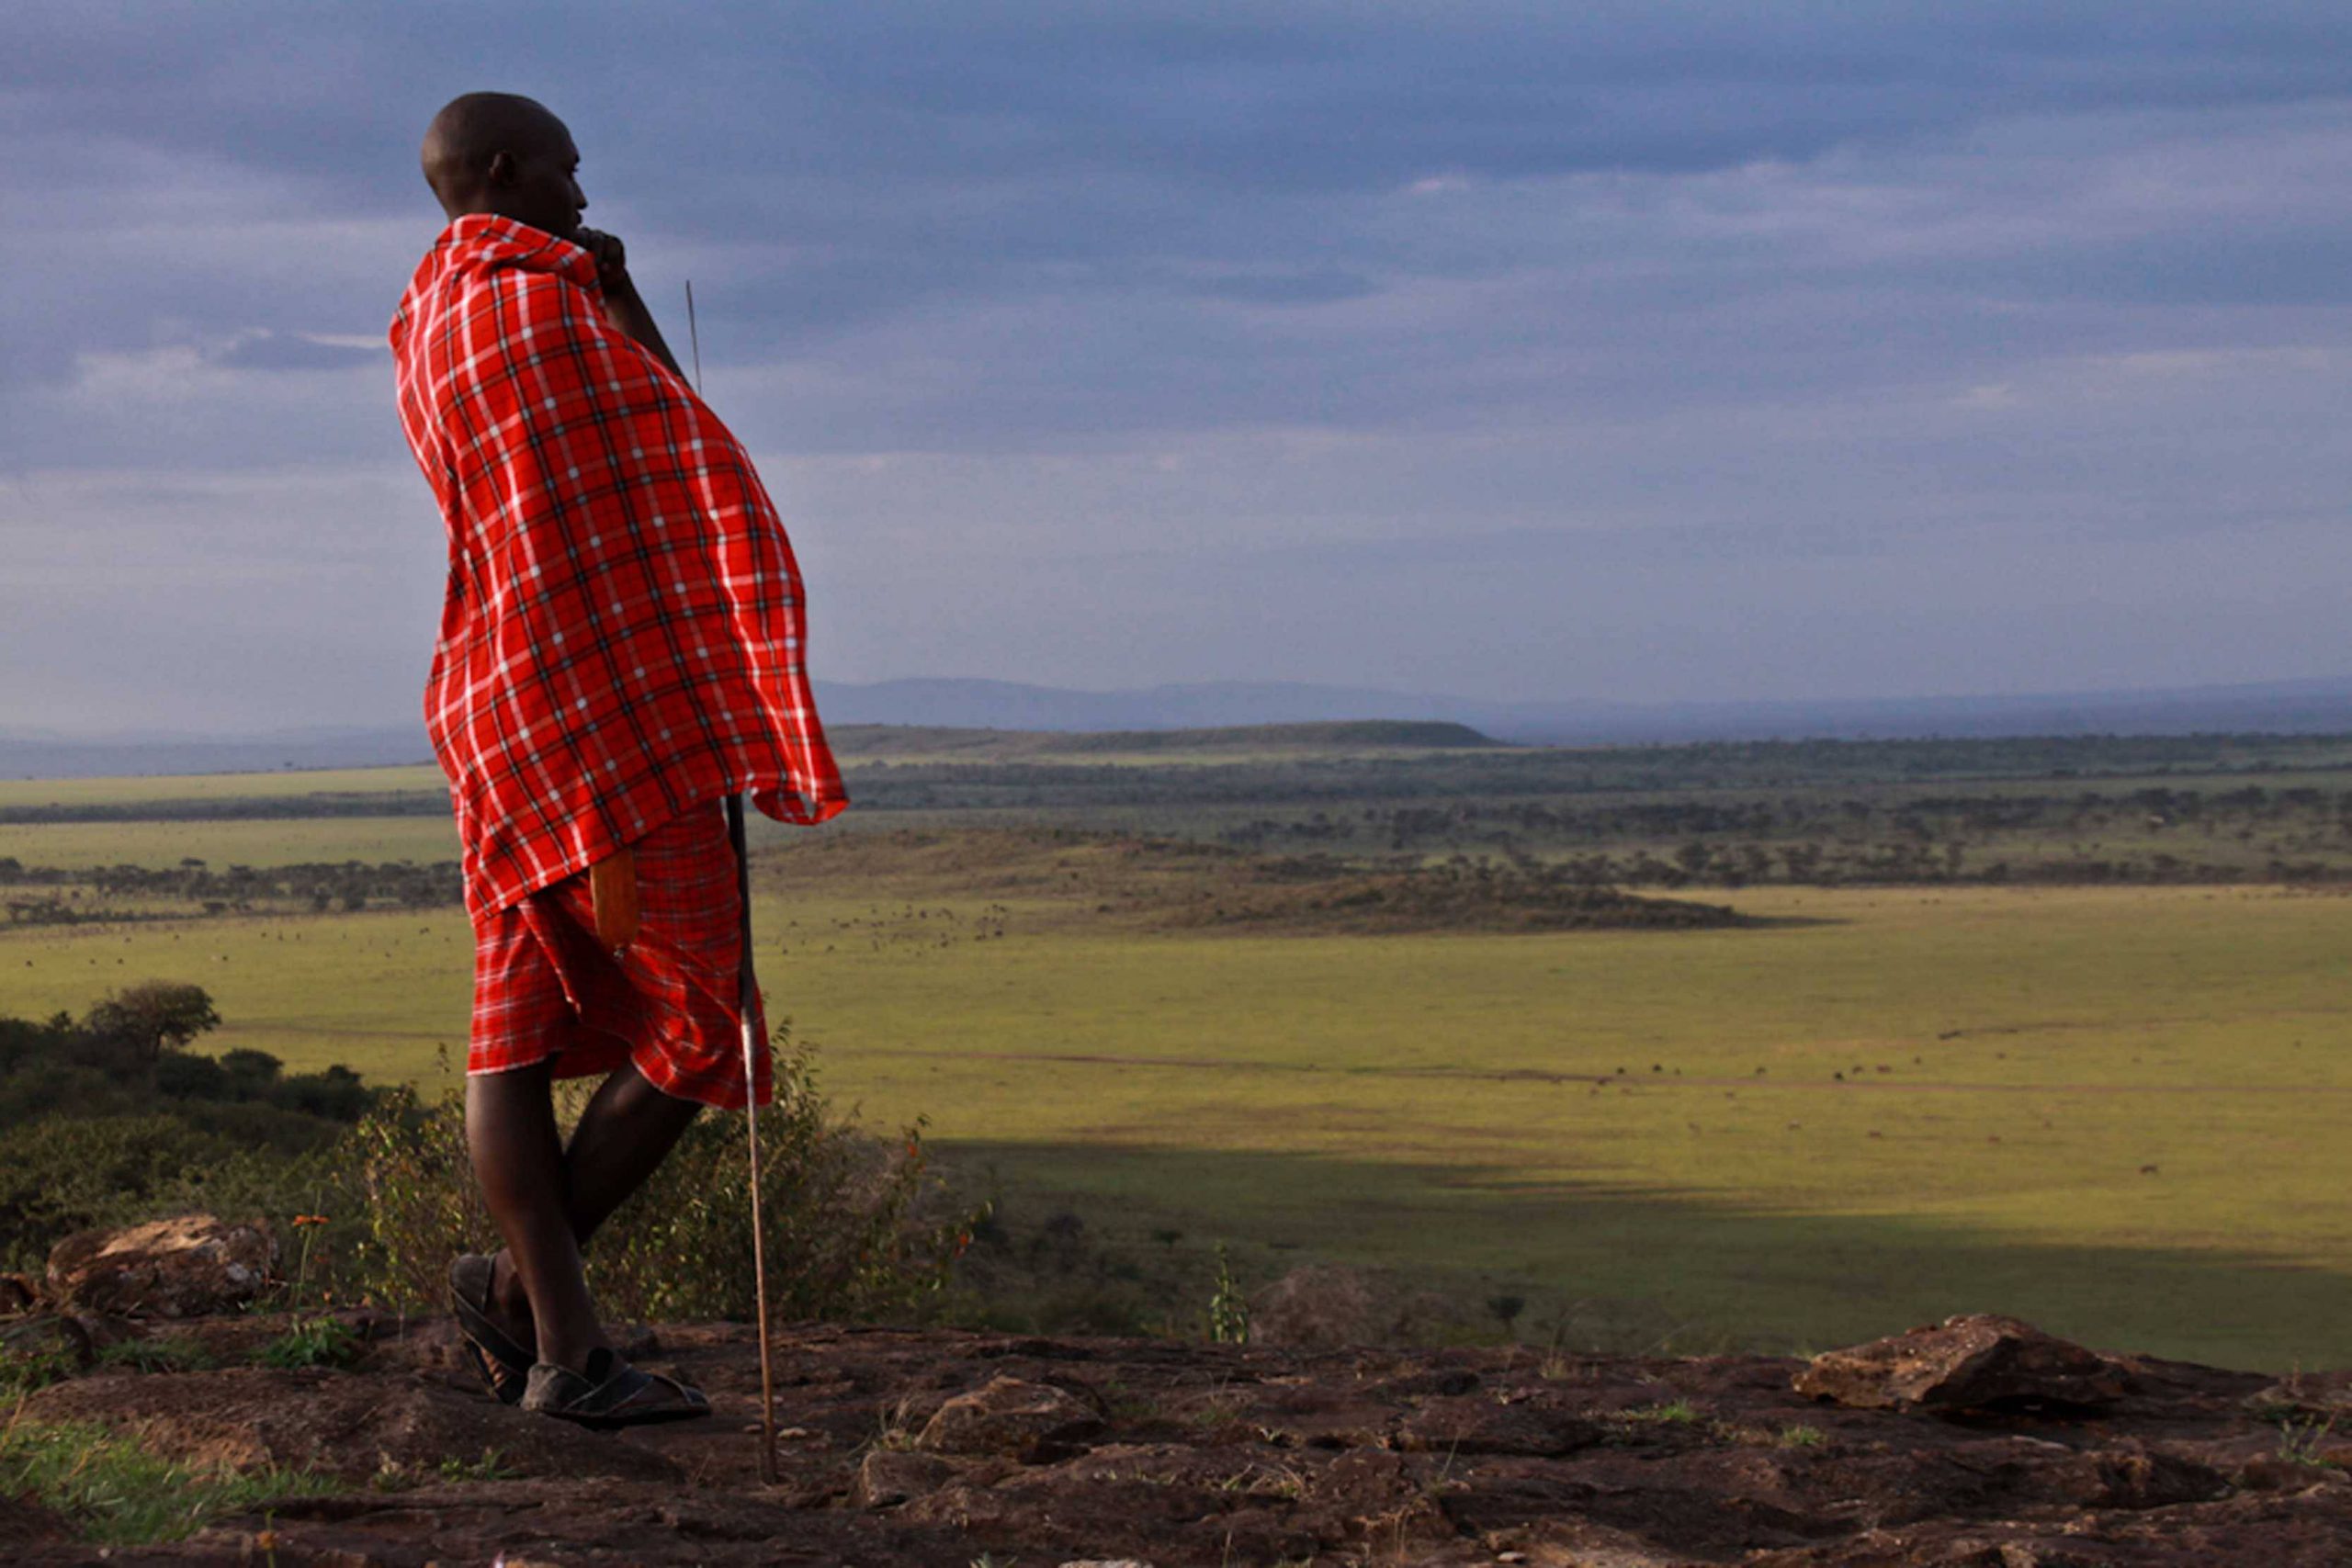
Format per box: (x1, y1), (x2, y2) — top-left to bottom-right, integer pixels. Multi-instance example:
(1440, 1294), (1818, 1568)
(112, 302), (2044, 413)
(729, 797), (778, 1485)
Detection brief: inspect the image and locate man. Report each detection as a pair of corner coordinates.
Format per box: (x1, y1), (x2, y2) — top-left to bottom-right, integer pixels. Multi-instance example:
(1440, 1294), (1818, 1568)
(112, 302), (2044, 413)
(390, 93), (846, 1427)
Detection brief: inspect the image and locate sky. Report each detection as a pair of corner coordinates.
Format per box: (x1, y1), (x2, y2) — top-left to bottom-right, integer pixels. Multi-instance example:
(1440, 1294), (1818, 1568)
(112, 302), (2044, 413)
(5, 1), (2350, 732)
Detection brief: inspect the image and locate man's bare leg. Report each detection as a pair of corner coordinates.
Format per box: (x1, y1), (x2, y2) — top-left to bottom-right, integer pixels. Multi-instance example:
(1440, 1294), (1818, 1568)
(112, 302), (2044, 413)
(478, 1060), (703, 1365)
(466, 1061), (610, 1373)
(562, 1063), (705, 1236)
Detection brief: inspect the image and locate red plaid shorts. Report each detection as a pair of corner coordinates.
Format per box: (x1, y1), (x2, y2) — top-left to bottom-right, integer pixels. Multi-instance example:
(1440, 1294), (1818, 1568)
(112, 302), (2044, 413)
(468, 799), (771, 1110)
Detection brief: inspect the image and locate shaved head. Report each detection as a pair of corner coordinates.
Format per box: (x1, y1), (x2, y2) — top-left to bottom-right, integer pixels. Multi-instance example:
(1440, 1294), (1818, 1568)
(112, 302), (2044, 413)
(420, 92), (585, 237)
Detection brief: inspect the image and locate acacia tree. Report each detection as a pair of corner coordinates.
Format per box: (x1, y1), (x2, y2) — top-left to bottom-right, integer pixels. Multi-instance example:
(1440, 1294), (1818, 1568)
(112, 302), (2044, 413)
(85, 981), (221, 1066)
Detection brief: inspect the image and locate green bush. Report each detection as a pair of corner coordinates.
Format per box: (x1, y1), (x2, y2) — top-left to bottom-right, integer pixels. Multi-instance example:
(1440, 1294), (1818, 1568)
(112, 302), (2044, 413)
(0, 1115), (247, 1271)
(340, 1035), (973, 1325)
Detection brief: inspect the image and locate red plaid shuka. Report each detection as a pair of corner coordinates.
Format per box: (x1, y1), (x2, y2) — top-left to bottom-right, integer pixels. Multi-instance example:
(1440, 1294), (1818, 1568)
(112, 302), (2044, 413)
(390, 214), (846, 922)
(469, 801), (771, 1108)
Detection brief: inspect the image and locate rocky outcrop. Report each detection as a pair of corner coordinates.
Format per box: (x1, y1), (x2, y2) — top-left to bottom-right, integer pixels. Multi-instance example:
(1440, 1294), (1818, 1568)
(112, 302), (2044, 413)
(916, 1374), (1103, 1461)
(44, 1213), (275, 1319)
(1794, 1312), (2130, 1413)
(4, 1315), (2346, 1565)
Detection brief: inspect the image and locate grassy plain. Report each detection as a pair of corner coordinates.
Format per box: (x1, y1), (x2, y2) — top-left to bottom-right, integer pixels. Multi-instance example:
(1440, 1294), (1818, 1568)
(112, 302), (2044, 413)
(6, 818), (2350, 1366)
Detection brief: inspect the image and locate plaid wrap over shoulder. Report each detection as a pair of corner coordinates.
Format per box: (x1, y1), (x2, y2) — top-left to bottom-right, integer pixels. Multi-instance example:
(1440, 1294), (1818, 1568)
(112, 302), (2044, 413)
(390, 215), (846, 918)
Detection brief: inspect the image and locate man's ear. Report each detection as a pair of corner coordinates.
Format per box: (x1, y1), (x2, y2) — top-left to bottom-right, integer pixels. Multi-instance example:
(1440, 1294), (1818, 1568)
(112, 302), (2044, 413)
(486, 150), (518, 188)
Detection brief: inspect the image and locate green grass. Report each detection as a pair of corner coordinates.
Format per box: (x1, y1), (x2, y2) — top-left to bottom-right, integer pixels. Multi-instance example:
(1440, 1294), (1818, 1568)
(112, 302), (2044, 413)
(0, 816), (459, 869)
(258, 1316), (362, 1371)
(0, 1417), (335, 1544)
(6, 780), (2352, 1367)
(0, 764), (445, 810)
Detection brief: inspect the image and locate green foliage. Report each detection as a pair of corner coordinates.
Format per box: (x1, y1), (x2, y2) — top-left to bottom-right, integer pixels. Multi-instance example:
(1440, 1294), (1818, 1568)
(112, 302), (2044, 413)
(581, 1041), (970, 1325)
(0, 1114), (246, 1271)
(338, 1082), (488, 1312)
(258, 1315), (362, 1371)
(2275, 1413), (2341, 1469)
(1205, 1243), (1250, 1345)
(436, 1446), (518, 1483)
(1, 1343), (78, 1393)
(0, 987), (387, 1270)
(1620, 1400), (1701, 1426)
(0, 1418), (335, 1545)
(337, 1035), (970, 1324)
(84, 980), (219, 1062)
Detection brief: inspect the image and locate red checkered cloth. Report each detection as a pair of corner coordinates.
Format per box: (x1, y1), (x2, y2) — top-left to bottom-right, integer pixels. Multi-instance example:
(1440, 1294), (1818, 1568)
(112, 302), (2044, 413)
(469, 800), (772, 1108)
(390, 214), (846, 922)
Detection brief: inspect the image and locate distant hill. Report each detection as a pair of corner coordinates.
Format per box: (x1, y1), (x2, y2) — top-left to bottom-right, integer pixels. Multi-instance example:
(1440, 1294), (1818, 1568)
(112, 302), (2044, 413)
(831, 719), (1502, 760)
(814, 675), (2352, 745)
(4, 674), (2346, 779)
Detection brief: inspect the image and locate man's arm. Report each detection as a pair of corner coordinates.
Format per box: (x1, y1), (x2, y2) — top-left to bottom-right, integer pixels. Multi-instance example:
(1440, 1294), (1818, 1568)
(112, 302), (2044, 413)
(575, 227), (685, 380)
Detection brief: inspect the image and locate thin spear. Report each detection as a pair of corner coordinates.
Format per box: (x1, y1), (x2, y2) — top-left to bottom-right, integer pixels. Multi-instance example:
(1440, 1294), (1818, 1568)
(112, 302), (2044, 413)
(692, 280), (779, 1486)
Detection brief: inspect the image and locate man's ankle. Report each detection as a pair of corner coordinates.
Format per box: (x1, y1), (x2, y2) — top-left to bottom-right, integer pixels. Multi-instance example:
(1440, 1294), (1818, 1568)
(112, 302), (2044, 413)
(488, 1250), (531, 1318)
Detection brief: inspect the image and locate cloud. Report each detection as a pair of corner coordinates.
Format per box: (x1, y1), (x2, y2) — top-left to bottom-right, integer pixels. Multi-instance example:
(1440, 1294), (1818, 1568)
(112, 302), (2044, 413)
(5, 0), (2351, 727)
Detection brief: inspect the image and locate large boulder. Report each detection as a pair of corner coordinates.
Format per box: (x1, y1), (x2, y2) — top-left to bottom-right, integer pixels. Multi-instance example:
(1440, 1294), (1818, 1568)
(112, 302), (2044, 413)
(1795, 1314), (2127, 1414)
(916, 1375), (1102, 1461)
(46, 1213), (276, 1319)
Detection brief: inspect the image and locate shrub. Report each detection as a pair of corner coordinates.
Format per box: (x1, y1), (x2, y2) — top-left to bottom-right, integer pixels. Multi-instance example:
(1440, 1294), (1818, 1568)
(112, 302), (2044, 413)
(341, 1033), (972, 1324)
(0, 1115), (246, 1271)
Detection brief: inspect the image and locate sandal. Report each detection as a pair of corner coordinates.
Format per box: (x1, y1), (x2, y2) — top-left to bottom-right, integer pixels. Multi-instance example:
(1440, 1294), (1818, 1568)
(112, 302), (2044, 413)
(448, 1253), (536, 1407)
(521, 1348), (712, 1430)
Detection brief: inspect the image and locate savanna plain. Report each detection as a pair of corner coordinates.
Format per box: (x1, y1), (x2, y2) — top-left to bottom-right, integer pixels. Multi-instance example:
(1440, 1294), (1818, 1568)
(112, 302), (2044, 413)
(5, 724), (2350, 1371)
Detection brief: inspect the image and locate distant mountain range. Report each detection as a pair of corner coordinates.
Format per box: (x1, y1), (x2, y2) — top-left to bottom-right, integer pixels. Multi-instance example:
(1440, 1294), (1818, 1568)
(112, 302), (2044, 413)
(4, 674), (2348, 780)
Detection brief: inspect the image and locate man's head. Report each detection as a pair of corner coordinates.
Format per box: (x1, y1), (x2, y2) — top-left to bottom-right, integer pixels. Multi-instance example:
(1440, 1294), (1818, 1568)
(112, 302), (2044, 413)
(420, 93), (584, 238)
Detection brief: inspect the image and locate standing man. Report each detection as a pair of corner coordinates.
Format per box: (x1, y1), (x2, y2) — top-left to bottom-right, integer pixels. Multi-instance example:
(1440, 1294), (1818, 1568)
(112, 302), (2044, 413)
(390, 93), (847, 1427)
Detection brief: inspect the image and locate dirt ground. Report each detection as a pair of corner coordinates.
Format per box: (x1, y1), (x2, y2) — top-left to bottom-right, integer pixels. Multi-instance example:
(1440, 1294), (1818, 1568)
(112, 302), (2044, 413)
(9, 1313), (2352, 1565)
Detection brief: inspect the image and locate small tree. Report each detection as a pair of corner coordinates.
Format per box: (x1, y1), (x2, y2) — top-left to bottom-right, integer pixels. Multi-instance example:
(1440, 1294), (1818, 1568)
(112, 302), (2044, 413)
(85, 982), (221, 1066)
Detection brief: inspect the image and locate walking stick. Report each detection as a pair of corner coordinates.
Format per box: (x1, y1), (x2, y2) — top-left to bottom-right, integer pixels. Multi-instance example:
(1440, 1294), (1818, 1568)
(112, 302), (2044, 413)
(690, 281), (780, 1485)
(728, 792), (779, 1485)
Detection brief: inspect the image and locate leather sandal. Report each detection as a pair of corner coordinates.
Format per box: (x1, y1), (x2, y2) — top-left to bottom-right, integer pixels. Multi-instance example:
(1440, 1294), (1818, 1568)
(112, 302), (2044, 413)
(521, 1348), (712, 1430)
(447, 1253), (535, 1407)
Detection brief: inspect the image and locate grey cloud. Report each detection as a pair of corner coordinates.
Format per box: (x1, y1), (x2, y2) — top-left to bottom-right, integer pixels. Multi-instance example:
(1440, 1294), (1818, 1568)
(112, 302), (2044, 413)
(5, 0), (2350, 726)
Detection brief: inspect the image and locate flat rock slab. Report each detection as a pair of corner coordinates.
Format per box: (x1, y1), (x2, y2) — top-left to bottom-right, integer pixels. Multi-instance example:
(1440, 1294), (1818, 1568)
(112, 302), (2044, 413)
(1794, 1313), (2130, 1414)
(917, 1373), (1103, 1460)
(44, 1213), (275, 1320)
(8, 1315), (2352, 1565)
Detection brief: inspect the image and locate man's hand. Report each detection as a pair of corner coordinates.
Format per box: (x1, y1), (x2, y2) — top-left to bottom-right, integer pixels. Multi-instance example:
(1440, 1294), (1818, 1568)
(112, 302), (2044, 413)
(573, 226), (686, 379)
(574, 226), (633, 297)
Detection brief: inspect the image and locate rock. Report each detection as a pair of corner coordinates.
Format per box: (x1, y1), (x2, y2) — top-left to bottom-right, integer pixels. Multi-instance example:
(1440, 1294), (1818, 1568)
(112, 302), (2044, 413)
(1, 1310), (141, 1368)
(1393, 1394), (1602, 1457)
(1794, 1314), (2126, 1414)
(46, 1213), (276, 1319)
(1249, 1263), (1477, 1349)
(2249, 1370), (2352, 1419)
(853, 1449), (960, 1507)
(917, 1375), (1102, 1461)
(2078, 1443), (2233, 1510)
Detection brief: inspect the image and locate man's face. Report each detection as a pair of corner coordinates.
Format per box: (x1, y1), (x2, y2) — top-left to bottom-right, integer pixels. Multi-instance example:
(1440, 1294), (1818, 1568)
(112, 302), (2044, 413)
(498, 120), (587, 240)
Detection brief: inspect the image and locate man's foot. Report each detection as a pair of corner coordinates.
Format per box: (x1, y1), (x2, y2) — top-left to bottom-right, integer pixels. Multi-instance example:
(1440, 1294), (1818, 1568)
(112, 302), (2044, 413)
(448, 1253), (536, 1405)
(521, 1348), (712, 1430)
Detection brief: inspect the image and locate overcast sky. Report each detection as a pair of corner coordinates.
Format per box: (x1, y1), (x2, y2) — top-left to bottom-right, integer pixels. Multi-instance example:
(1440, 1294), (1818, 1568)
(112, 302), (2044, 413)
(6, 1), (2349, 732)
